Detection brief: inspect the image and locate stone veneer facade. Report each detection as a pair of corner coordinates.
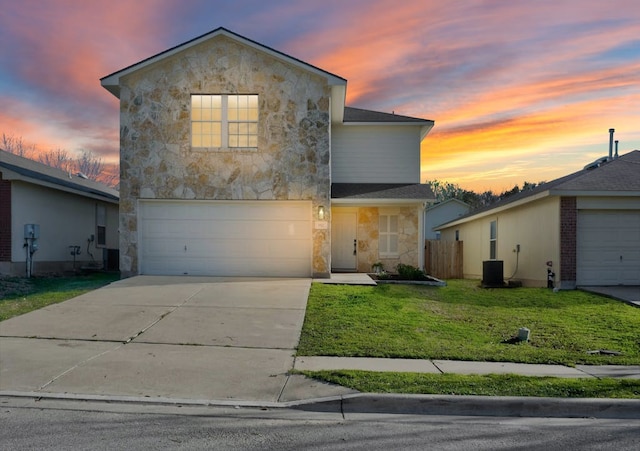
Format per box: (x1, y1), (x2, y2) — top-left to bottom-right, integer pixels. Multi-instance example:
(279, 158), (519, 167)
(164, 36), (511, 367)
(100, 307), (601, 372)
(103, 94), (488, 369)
(337, 206), (421, 273)
(117, 36), (332, 277)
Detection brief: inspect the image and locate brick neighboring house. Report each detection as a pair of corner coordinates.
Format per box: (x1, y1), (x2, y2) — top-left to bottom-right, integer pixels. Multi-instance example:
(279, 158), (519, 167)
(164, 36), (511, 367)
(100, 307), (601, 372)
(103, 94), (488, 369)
(0, 150), (119, 276)
(101, 27), (435, 278)
(437, 150), (640, 288)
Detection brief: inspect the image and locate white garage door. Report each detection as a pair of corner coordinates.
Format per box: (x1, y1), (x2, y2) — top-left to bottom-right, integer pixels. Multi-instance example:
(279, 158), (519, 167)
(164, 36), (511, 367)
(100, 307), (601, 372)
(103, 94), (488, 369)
(139, 200), (312, 277)
(577, 210), (640, 286)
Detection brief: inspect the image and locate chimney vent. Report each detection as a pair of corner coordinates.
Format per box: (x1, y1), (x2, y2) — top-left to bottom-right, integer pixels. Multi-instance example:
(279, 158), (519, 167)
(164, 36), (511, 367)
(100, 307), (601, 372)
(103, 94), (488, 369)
(608, 128), (615, 160)
(614, 140), (619, 158)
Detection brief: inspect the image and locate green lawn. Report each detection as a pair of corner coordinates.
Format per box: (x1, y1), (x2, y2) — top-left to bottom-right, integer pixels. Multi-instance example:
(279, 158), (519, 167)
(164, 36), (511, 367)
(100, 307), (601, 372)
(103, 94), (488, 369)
(297, 280), (640, 366)
(301, 371), (640, 398)
(0, 273), (120, 321)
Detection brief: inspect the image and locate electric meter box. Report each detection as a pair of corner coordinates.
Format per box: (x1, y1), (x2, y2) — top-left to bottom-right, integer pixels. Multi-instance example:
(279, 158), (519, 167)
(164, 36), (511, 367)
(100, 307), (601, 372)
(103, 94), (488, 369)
(24, 224), (40, 239)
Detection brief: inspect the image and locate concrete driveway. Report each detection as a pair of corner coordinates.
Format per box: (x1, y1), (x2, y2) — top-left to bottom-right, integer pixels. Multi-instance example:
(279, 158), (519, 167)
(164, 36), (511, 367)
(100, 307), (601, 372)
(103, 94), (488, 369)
(0, 276), (353, 404)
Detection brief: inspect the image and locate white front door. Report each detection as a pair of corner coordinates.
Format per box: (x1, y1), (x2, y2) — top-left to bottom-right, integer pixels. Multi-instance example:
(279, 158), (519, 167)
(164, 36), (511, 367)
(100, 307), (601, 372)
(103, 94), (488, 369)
(331, 211), (357, 270)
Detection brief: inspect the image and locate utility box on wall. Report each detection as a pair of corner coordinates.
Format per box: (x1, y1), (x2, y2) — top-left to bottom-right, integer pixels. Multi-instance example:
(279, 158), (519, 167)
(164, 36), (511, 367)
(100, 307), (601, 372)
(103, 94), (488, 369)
(482, 260), (504, 288)
(24, 224), (40, 239)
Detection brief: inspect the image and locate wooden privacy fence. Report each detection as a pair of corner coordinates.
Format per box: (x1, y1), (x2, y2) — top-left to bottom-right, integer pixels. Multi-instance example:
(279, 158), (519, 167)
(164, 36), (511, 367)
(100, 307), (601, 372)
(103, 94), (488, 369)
(424, 240), (463, 279)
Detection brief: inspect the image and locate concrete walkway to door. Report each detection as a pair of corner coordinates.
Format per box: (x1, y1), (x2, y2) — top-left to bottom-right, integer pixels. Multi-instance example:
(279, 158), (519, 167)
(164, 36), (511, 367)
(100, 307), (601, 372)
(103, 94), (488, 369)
(0, 276), (354, 404)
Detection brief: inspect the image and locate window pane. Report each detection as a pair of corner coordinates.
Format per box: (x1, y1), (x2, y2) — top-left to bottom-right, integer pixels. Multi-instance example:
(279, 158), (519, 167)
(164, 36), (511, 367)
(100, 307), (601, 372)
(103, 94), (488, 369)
(379, 237), (388, 253)
(238, 136), (248, 147)
(192, 95), (202, 108)
(248, 95), (258, 108)
(211, 134), (221, 147)
(229, 135), (238, 147)
(201, 135), (212, 147)
(389, 215), (398, 233)
(211, 95), (222, 108)
(229, 123), (238, 134)
(192, 135), (202, 147)
(212, 109), (221, 121)
(248, 135), (258, 147)
(490, 221), (497, 240)
(192, 123), (201, 135)
(248, 123), (258, 134)
(389, 235), (398, 253)
(379, 215), (388, 233)
(97, 226), (106, 246)
(192, 109), (202, 120)
(490, 241), (496, 260)
(201, 95), (211, 108)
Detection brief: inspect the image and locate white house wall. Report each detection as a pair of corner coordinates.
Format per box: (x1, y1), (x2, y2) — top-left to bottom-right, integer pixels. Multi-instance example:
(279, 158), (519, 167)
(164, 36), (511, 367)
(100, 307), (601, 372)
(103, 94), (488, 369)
(11, 181), (118, 267)
(331, 124), (421, 183)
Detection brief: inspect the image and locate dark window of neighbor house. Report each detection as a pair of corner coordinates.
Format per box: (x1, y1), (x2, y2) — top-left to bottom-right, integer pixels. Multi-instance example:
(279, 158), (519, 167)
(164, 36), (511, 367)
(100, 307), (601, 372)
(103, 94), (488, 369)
(379, 214), (399, 257)
(489, 220), (497, 259)
(191, 94), (258, 149)
(96, 204), (106, 247)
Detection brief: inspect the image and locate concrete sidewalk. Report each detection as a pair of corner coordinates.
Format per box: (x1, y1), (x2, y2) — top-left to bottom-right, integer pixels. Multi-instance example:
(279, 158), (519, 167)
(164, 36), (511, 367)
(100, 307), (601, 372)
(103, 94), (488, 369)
(294, 356), (640, 378)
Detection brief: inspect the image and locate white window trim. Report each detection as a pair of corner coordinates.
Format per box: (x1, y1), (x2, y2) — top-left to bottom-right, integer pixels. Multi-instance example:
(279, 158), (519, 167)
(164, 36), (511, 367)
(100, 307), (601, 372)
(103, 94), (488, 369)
(379, 214), (399, 257)
(191, 94), (258, 150)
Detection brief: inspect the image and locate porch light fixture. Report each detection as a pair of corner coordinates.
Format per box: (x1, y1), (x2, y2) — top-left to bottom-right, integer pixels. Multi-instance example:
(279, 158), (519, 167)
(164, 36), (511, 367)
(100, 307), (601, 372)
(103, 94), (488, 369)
(318, 206), (325, 220)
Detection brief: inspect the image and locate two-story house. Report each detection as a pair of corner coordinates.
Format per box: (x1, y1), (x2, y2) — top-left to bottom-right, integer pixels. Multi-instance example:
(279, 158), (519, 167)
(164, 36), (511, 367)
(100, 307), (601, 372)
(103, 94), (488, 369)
(101, 27), (434, 278)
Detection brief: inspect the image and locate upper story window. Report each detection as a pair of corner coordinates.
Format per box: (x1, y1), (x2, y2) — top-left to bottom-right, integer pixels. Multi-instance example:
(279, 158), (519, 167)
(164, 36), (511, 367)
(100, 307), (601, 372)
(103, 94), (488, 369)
(191, 94), (258, 149)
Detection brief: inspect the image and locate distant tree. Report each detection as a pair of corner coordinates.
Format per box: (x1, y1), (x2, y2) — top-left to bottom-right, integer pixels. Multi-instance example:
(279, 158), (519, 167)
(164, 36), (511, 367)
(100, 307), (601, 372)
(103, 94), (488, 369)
(427, 179), (544, 210)
(38, 148), (73, 172)
(2, 132), (118, 188)
(1, 133), (36, 158)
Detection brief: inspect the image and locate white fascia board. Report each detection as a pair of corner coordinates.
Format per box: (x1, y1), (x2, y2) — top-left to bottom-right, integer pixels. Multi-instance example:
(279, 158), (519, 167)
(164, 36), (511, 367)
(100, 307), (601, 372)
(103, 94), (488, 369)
(101, 28), (346, 98)
(436, 191), (552, 230)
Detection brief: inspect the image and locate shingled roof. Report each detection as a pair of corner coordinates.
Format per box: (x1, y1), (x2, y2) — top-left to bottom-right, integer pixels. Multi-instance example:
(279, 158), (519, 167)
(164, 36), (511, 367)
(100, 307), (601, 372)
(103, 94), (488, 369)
(0, 149), (119, 203)
(439, 150), (640, 226)
(344, 106), (433, 124)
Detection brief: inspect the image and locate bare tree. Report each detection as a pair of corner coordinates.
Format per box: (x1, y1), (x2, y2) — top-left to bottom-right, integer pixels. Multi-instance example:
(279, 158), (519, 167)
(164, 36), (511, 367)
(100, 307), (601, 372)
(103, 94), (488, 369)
(38, 148), (73, 173)
(1, 133), (36, 158)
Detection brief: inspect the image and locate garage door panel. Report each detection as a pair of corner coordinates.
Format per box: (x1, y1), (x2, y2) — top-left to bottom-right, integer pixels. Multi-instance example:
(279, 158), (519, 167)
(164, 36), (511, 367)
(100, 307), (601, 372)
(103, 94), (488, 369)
(139, 201), (312, 277)
(577, 210), (640, 286)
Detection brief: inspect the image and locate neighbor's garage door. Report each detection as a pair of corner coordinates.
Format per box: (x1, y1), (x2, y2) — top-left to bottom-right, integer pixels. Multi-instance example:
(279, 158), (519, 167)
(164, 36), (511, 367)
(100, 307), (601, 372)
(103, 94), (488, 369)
(139, 200), (312, 277)
(577, 210), (640, 286)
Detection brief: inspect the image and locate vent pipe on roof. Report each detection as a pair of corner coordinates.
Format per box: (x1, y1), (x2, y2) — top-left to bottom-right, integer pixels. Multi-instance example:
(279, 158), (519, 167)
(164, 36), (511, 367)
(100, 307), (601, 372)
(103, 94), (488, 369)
(614, 140), (619, 159)
(608, 128), (615, 160)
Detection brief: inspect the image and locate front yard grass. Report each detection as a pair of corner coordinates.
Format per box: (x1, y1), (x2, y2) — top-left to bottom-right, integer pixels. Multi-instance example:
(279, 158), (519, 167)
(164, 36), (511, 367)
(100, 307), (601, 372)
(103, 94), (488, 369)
(297, 280), (640, 398)
(0, 273), (120, 321)
(297, 280), (640, 366)
(301, 371), (640, 398)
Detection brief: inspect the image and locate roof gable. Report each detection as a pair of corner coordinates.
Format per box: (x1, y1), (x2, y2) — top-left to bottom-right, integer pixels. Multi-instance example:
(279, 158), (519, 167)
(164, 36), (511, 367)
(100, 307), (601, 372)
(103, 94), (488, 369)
(100, 27), (347, 99)
(0, 149), (119, 203)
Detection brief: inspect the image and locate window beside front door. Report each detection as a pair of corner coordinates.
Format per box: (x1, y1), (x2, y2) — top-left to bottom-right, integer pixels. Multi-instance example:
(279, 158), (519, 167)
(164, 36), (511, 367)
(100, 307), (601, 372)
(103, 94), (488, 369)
(96, 204), (106, 247)
(379, 214), (399, 257)
(191, 94), (258, 149)
(489, 220), (497, 259)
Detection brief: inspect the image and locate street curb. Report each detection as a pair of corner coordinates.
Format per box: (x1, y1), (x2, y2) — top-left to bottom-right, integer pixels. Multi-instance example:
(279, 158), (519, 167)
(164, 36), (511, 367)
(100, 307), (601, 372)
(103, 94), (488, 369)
(3, 390), (640, 419)
(322, 393), (640, 419)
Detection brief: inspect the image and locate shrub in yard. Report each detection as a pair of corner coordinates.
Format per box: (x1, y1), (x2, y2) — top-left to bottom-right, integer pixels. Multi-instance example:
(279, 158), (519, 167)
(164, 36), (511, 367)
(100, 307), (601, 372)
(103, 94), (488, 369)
(396, 263), (429, 280)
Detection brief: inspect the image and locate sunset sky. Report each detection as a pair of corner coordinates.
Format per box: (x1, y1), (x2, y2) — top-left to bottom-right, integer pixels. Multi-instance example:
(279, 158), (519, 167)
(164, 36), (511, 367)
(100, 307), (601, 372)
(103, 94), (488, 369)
(1, 0), (638, 192)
